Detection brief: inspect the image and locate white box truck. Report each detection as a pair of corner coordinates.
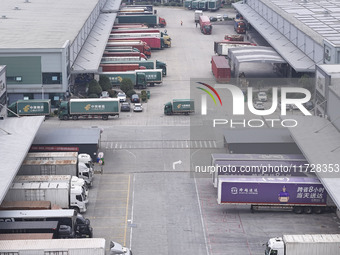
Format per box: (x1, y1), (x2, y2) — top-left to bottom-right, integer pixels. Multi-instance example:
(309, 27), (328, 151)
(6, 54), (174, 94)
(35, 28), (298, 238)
(25, 152), (94, 186)
(4, 181), (87, 213)
(265, 234), (340, 255)
(0, 238), (132, 255)
(14, 175), (89, 202)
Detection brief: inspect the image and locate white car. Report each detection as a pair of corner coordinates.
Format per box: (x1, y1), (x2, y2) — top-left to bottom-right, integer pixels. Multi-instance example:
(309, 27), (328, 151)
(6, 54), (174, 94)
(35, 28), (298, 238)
(254, 101), (265, 110)
(117, 92), (126, 102)
(216, 14), (223, 21)
(133, 103), (143, 112)
(257, 91), (268, 102)
(100, 91), (110, 98)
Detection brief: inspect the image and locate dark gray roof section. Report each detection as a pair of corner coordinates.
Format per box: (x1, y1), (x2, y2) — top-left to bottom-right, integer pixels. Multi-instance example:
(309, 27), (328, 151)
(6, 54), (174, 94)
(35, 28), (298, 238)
(287, 116), (340, 209)
(233, 2), (316, 72)
(0, 116), (45, 204)
(102, 0), (122, 13)
(224, 128), (294, 144)
(33, 127), (101, 145)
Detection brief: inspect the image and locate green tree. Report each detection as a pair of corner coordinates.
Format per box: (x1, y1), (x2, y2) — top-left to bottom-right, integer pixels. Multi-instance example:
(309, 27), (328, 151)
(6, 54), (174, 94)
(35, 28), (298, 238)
(99, 75), (112, 92)
(120, 78), (134, 94)
(88, 79), (102, 97)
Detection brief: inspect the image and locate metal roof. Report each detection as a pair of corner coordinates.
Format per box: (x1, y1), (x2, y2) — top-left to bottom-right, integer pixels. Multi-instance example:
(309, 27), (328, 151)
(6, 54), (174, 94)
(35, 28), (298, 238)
(228, 46), (286, 65)
(102, 0), (122, 13)
(264, 0), (340, 47)
(287, 115), (340, 209)
(71, 13), (117, 73)
(224, 128), (295, 144)
(33, 127), (101, 145)
(0, 0), (100, 49)
(233, 2), (316, 72)
(0, 116), (44, 204)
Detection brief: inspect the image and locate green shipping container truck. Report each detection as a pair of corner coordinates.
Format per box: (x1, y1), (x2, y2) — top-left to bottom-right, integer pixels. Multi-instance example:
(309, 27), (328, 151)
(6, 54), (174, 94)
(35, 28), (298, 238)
(116, 15), (166, 27)
(97, 71), (147, 89)
(7, 99), (51, 117)
(164, 99), (195, 115)
(58, 98), (120, 120)
(136, 69), (163, 86)
(100, 60), (167, 76)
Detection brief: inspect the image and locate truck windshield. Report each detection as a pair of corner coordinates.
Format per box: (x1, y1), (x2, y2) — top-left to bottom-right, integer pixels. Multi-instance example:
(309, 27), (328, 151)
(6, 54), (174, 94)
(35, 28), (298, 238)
(265, 246), (277, 255)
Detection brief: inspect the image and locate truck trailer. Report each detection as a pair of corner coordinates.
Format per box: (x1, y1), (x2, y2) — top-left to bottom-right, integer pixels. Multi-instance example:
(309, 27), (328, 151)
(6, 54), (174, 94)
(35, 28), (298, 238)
(19, 159), (93, 187)
(199, 15), (212, 34)
(164, 99), (195, 115)
(217, 176), (336, 214)
(0, 200), (51, 210)
(99, 63), (145, 72)
(106, 41), (151, 58)
(102, 51), (147, 60)
(100, 60), (167, 76)
(0, 238), (131, 255)
(7, 99), (51, 117)
(211, 55), (231, 82)
(208, 0), (221, 11)
(98, 70), (147, 89)
(101, 56), (146, 62)
(194, 10), (203, 23)
(5, 181), (88, 213)
(265, 234), (340, 255)
(214, 41), (256, 56)
(136, 69), (163, 86)
(110, 36), (168, 49)
(116, 14), (166, 27)
(58, 98), (120, 120)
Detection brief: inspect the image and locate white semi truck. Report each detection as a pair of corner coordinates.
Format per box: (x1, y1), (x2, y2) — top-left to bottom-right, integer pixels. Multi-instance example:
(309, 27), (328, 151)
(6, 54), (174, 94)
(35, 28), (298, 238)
(0, 238), (132, 255)
(25, 152), (94, 186)
(265, 234), (340, 255)
(14, 175), (89, 202)
(4, 181), (87, 213)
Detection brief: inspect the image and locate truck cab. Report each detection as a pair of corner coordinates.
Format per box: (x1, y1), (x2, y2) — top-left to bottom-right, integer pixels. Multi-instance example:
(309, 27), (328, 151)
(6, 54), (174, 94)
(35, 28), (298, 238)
(265, 237), (284, 255)
(164, 102), (173, 115)
(110, 241), (132, 255)
(159, 17), (166, 27)
(156, 60), (167, 76)
(78, 153), (94, 187)
(70, 185), (88, 213)
(160, 31), (171, 48)
(58, 101), (69, 120)
(136, 72), (147, 89)
(75, 213), (93, 238)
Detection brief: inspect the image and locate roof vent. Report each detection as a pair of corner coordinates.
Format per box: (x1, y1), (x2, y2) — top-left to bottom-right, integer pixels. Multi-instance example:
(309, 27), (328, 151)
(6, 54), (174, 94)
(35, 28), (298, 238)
(1, 15), (7, 19)
(14, 6), (20, 10)
(324, 10), (330, 16)
(24, 0), (30, 3)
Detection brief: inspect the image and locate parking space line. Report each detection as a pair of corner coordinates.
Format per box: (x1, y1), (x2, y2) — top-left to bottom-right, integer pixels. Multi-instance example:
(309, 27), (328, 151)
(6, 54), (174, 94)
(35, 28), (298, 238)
(123, 174), (131, 247)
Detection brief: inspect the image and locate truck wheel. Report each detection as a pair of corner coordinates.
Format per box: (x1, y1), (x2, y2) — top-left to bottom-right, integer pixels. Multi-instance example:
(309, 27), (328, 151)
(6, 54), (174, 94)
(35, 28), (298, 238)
(63, 115), (69, 120)
(303, 207), (313, 214)
(72, 115), (78, 120)
(293, 207), (303, 214)
(102, 115), (108, 120)
(313, 207), (323, 214)
(70, 206), (80, 213)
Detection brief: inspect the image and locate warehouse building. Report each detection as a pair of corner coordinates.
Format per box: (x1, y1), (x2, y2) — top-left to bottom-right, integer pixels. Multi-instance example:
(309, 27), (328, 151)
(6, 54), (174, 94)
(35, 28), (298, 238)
(233, 0), (340, 76)
(0, 0), (121, 107)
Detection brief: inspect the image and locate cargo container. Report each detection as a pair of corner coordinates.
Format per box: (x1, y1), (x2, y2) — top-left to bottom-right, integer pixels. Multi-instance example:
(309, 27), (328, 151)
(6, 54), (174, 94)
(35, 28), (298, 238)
(14, 175), (89, 202)
(199, 15), (212, 34)
(198, 0), (208, 10)
(58, 98), (120, 120)
(110, 36), (168, 49)
(99, 63), (144, 72)
(106, 41), (151, 57)
(0, 238), (132, 255)
(210, 153), (308, 188)
(184, 0), (193, 9)
(101, 56), (146, 62)
(102, 51), (147, 60)
(192, 0), (200, 9)
(0, 221), (60, 238)
(112, 24), (149, 29)
(100, 60), (167, 76)
(208, 0), (221, 11)
(211, 55), (231, 82)
(214, 41), (256, 56)
(0, 209), (92, 238)
(7, 99), (51, 117)
(164, 99), (195, 115)
(19, 159), (93, 187)
(0, 233), (54, 240)
(4, 181), (87, 213)
(116, 14), (166, 27)
(217, 176), (336, 213)
(0, 200), (51, 210)
(98, 70), (147, 89)
(25, 152), (94, 187)
(103, 47), (140, 53)
(124, 4), (153, 12)
(234, 18), (246, 34)
(265, 234), (340, 255)
(136, 69), (163, 86)
(224, 34), (244, 41)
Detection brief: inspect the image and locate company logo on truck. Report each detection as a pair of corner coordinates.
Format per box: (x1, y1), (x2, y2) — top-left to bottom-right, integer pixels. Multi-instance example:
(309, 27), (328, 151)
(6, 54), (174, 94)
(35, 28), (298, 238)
(22, 104), (44, 113)
(23, 105), (31, 112)
(84, 104), (106, 111)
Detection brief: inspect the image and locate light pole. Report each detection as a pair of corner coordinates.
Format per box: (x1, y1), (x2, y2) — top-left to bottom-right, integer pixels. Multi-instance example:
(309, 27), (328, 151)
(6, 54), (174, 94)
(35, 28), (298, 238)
(41, 84), (44, 99)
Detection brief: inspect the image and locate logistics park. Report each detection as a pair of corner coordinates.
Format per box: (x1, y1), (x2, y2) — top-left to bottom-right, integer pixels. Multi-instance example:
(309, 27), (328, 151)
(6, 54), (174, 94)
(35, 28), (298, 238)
(1, 0), (340, 254)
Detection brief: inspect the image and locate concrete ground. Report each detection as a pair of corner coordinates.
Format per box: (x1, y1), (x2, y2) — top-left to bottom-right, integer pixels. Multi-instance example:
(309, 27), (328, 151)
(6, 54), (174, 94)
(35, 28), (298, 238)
(41, 6), (340, 255)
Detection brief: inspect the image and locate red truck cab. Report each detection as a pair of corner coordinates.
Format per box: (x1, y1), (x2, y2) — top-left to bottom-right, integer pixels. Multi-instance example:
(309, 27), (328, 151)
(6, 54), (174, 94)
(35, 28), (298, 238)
(199, 16), (212, 35)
